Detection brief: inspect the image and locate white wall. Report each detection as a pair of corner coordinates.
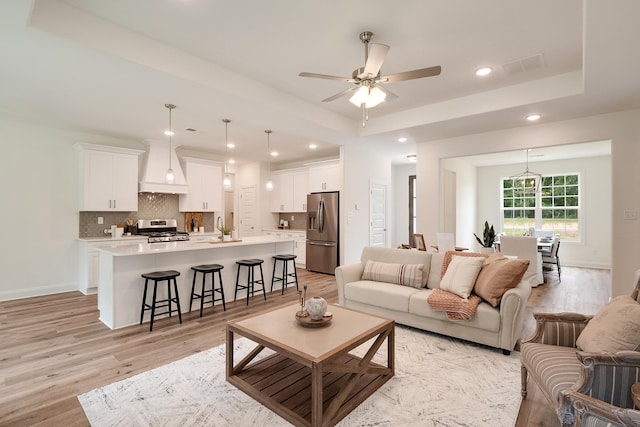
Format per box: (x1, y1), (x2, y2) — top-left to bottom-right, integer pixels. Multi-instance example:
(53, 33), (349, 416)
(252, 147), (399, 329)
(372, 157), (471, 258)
(0, 119), (143, 300)
(417, 109), (640, 297)
(439, 157), (477, 250)
(341, 145), (392, 265)
(391, 164), (416, 247)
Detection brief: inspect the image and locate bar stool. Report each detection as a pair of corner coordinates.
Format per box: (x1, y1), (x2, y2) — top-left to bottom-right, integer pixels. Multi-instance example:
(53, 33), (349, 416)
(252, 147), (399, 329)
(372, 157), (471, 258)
(271, 254), (298, 295)
(234, 259), (266, 305)
(189, 264), (226, 317)
(140, 270), (182, 332)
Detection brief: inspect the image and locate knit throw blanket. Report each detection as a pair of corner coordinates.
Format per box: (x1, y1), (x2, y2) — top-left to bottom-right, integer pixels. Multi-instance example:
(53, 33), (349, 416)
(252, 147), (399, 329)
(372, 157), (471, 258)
(427, 289), (482, 321)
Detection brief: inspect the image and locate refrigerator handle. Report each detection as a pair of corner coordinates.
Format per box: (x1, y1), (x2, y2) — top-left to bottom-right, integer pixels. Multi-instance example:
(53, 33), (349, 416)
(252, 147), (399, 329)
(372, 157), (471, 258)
(318, 200), (324, 233)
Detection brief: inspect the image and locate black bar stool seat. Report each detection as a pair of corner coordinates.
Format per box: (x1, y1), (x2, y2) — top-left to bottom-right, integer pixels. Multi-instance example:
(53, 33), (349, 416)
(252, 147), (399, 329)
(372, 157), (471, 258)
(271, 254), (299, 295)
(234, 259), (266, 305)
(189, 264), (226, 317)
(140, 270), (182, 331)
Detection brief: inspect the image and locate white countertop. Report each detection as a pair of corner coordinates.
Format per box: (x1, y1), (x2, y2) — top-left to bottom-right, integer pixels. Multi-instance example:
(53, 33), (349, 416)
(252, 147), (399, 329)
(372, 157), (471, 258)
(78, 232), (220, 242)
(94, 235), (294, 256)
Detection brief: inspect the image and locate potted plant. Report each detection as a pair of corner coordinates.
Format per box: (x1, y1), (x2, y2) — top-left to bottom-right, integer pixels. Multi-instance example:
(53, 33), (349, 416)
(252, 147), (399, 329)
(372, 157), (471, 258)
(474, 221), (496, 253)
(218, 226), (232, 241)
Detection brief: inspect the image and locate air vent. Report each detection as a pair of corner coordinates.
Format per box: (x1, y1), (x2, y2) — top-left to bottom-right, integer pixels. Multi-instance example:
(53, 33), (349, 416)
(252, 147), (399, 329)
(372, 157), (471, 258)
(502, 53), (545, 74)
(185, 128), (197, 132)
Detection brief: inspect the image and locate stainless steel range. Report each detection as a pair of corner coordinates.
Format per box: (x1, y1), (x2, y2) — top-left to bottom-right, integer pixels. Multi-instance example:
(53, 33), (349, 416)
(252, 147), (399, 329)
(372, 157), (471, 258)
(136, 219), (190, 243)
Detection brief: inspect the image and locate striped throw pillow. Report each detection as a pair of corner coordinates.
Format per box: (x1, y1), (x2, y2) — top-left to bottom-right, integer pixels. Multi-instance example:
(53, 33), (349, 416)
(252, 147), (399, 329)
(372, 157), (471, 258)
(361, 260), (424, 288)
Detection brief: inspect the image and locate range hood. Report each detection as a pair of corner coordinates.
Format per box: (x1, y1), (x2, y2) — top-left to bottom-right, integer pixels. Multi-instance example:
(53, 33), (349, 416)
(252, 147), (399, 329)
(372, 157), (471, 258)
(139, 140), (189, 194)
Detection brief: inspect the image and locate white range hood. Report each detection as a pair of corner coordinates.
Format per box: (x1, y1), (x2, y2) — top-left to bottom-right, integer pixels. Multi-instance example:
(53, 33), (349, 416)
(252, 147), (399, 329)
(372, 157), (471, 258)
(139, 140), (189, 194)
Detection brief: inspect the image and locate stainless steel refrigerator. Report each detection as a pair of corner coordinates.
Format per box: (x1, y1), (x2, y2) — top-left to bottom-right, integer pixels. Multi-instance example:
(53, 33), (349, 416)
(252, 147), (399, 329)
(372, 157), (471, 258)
(306, 191), (339, 274)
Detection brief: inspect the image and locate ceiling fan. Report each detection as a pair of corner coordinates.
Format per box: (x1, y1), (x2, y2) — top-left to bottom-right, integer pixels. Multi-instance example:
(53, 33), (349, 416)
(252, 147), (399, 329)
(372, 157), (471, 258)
(299, 31), (441, 126)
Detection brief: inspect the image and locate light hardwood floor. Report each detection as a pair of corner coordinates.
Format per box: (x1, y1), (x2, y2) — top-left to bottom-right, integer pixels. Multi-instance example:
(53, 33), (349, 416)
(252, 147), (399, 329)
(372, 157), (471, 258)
(0, 266), (610, 426)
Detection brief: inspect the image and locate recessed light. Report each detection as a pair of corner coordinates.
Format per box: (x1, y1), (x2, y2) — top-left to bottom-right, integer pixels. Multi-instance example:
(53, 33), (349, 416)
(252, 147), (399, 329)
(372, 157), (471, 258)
(271, 151), (278, 157)
(164, 130), (174, 136)
(228, 159), (235, 164)
(526, 114), (542, 121)
(309, 143), (317, 149)
(227, 143), (235, 148)
(475, 67), (493, 77)
(397, 137), (408, 143)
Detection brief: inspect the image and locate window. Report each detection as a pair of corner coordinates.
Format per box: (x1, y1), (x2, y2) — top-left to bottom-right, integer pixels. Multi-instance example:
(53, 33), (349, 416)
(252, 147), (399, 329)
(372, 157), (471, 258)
(501, 173), (580, 240)
(409, 175), (417, 245)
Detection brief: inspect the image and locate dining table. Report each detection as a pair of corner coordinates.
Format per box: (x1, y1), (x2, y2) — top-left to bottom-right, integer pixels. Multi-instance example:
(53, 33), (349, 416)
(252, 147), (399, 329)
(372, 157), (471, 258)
(494, 237), (553, 252)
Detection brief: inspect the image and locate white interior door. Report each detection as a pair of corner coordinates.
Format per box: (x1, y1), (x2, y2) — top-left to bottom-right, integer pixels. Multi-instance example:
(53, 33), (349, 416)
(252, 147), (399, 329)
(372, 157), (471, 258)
(370, 183), (387, 247)
(239, 185), (257, 237)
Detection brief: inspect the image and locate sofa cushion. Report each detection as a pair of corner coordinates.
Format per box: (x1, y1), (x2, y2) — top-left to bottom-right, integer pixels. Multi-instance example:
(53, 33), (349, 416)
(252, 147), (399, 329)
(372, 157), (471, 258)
(344, 280), (420, 312)
(440, 251), (489, 278)
(361, 260), (424, 288)
(473, 253), (530, 307)
(520, 342), (582, 405)
(576, 295), (640, 353)
(409, 290), (501, 332)
(360, 247), (431, 287)
(439, 255), (485, 299)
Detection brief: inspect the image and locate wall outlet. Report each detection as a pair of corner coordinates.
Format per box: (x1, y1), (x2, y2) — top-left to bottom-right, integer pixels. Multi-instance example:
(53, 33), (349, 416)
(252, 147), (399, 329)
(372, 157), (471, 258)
(97, 216), (104, 224)
(624, 210), (638, 220)
(291, 215), (294, 221)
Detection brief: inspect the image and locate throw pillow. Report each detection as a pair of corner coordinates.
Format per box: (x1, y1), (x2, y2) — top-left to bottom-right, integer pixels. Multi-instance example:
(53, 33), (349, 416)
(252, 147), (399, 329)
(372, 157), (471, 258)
(439, 255), (485, 299)
(361, 260), (424, 288)
(440, 251), (489, 278)
(576, 295), (640, 353)
(473, 253), (529, 307)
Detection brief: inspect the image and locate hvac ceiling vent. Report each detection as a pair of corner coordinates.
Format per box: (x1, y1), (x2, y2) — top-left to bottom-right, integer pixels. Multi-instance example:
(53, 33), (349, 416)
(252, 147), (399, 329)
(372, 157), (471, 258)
(502, 53), (545, 74)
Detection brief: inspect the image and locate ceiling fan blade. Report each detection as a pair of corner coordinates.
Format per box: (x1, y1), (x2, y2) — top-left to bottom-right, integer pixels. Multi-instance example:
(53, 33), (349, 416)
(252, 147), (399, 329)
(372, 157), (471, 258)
(359, 43), (389, 78)
(299, 72), (355, 82)
(376, 85), (399, 102)
(380, 65), (441, 83)
(322, 87), (357, 102)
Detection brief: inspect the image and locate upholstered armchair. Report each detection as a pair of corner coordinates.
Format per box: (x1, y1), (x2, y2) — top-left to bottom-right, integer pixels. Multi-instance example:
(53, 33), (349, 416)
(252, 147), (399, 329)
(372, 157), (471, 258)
(520, 274), (640, 426)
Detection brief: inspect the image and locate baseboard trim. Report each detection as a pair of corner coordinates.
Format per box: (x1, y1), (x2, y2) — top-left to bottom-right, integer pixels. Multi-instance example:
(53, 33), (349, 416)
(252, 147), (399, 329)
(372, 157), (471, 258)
(0, 282), (79, 302)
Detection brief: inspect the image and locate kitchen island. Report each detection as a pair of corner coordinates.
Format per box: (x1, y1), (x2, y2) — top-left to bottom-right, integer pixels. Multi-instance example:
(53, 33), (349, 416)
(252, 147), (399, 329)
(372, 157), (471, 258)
(96, 236), (295, 329)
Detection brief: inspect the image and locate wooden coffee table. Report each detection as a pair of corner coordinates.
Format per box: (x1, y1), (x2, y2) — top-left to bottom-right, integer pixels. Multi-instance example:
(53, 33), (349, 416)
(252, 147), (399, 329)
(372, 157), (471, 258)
(226, 304), (394, 427)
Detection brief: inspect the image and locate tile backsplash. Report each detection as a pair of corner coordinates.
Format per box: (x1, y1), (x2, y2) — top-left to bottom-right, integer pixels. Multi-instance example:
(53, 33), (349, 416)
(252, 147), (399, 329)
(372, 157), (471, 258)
(79, 193), (215, 237)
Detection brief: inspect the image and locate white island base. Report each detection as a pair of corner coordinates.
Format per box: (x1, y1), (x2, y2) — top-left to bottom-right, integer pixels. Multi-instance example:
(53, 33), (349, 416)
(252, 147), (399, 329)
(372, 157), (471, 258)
(97, 236), (295, 329)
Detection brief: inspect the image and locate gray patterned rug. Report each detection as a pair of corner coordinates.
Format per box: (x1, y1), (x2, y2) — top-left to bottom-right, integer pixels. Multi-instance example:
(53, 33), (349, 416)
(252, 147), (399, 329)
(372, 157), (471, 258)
(78, 326), (521, 426)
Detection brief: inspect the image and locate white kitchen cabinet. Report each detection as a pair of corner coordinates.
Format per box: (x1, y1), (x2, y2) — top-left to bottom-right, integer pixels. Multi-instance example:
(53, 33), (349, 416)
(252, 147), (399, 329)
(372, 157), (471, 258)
(179, 158), (223, 212)
(77, 143), (143, 211)
(270, 172), (293, 212)
(308, 161), (340, 192)
(78, 237), (146, 294)
(292, 232), (307, 268)
(270, 169), (308, 212)
(292, 169), (309, 212)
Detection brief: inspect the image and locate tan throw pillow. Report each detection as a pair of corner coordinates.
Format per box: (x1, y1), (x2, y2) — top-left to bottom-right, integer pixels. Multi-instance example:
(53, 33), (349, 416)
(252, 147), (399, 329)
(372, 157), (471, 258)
(440, 251), (489, 278)
(361, 260), (424, 288)
(439, 255), (485, 299)
(473, 253), (529, 307)
(576, 295), (640, 353)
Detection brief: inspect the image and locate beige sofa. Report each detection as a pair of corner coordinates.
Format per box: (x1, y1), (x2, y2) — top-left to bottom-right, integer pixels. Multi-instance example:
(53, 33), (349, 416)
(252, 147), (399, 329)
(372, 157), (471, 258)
(335, 246), (532, 354)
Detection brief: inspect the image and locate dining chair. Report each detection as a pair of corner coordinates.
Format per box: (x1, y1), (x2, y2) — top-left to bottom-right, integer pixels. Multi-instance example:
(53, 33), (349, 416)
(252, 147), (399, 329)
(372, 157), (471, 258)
(541, 238), (561, 281)
(436, 232), (456, 253)
(498, 236), (544, 287)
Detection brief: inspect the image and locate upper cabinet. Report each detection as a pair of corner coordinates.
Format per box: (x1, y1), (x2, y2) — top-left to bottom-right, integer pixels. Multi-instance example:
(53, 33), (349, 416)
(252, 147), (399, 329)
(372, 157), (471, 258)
(179, 157), (223, 212)
(77, 143), (143, 211)
(270, 168), (308, 213)
(308, 161), (340, 192)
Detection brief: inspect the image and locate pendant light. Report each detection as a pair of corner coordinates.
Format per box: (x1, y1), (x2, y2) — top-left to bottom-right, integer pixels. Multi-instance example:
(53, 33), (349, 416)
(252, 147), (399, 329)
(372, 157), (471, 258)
(265, 129), (273, 191)
(509, 149), (542, 194)
(164, 103), (176, 184)
(222, 118), (231, 189)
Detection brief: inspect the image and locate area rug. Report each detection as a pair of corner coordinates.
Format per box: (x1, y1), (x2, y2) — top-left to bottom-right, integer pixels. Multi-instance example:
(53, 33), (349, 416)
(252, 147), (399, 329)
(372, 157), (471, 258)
(78, 326), (521, 426)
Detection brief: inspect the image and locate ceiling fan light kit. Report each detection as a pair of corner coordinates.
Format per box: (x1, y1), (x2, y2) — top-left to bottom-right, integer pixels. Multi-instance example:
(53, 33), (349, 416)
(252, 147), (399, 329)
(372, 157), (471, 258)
(299, 30), (441, 127)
